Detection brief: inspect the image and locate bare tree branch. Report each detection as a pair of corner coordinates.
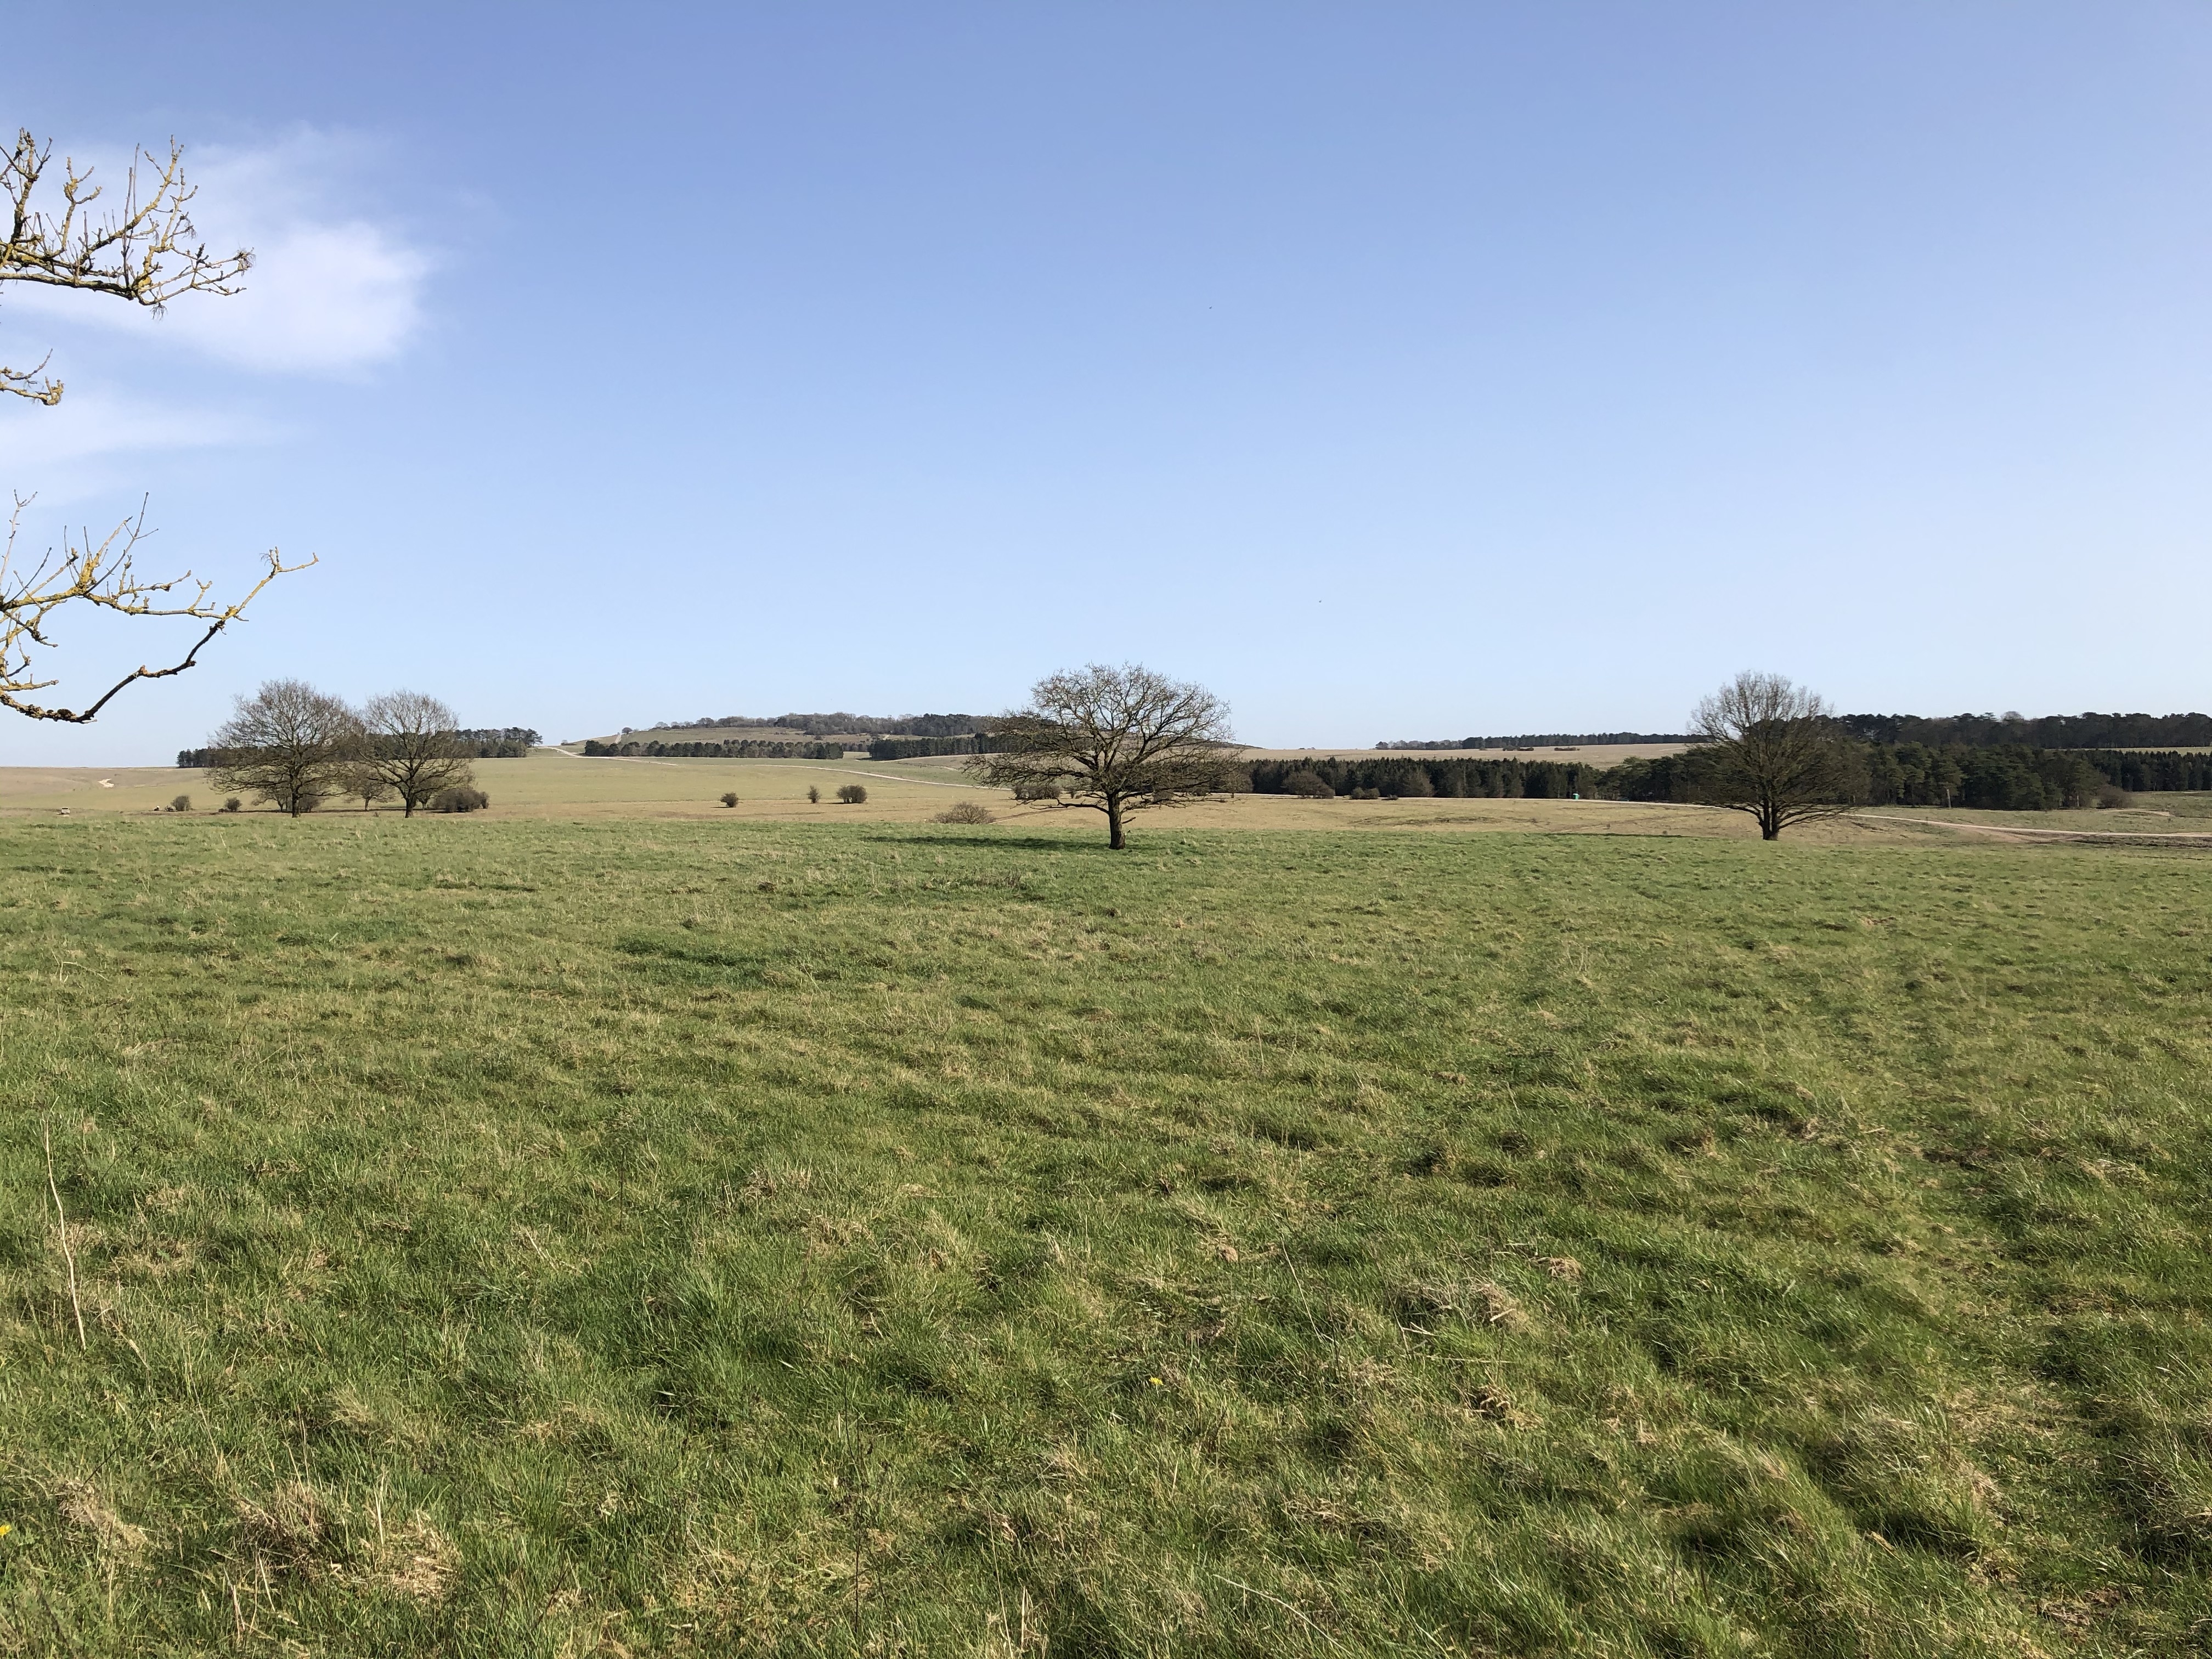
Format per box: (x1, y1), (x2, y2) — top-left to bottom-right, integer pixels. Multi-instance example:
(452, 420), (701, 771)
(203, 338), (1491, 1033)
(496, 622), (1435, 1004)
(0, 494), (313, 723)
(1, 129), (252, 402)
(0, 127), (296, 725)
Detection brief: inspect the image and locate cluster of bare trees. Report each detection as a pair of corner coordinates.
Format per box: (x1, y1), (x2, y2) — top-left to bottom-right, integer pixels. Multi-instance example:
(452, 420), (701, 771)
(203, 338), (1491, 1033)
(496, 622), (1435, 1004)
(200, 681), (483, 816)
(2, 128), (303, 726)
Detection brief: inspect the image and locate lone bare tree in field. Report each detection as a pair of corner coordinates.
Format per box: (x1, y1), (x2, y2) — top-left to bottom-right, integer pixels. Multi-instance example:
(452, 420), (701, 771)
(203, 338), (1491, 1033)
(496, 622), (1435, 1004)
(354, 691), (476, 816)
(1, 129), (306, 723)
(1691, 671), (1854, 839)
(205, 681), (361, 816)
(969, 664), (1238, 849)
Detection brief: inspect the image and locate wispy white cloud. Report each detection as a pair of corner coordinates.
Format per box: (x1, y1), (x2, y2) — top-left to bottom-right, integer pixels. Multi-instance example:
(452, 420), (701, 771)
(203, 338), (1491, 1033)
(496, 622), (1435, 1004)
(0, 387), (269, 499)
(7, 128), (432, 377)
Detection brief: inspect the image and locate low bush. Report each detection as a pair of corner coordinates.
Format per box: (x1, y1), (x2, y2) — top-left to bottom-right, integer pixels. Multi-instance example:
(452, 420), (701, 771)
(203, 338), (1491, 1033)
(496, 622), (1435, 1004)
(933, 802), (995, 825)
(1283, 770), (1334, 798)
(431, 787), (490, 814)
(171, 795), (192, 813)
(223, 798), (241, 813)
(1347, 786), (1382, 800)
(836, 783), (867, 804)
(807, 786), (821, 804)
(720, 792), (739, 808)
(1013, 780), (1063, 803)
(2097, 783), (2134, 809)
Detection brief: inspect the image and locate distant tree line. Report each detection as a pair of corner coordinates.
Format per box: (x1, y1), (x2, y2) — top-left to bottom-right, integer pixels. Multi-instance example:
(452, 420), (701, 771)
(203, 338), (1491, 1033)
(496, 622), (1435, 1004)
(634, 712), (989, 738)
(583, 738), (846, 759)
(1376, 731), (1691, 750)
(452, 727), (540, 756)
(1381, 712), (2212, 752)
(869, 734), (1012, 760)
(1833, 710), (2212, 750)
(1248, 755), (1606, 799)
(1607, 743), (2212, 811)
(1254, 741), (2211, 813)
(180, 725), (536, 766)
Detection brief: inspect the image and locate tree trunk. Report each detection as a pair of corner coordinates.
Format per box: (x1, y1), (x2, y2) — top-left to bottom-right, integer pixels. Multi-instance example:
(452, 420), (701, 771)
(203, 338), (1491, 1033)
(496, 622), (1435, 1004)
(403, 796), (414, 817)
(1107, 795), (1125, 849)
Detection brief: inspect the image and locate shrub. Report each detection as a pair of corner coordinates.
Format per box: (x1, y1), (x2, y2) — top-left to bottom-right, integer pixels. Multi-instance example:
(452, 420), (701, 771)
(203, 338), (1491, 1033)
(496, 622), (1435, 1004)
(170, 794), (192, 813)
(431, 787), (490, 814)
(933, 802), (995, 825)
(720, 792), (739, 808)
(2097, 783), (2134, 809)
(807, 786), (820, 803)
(223, 798), (241, 813)
(1013, 780), (1062, 803)
(836, 783), (867, 804)
(1283, 770), (1334, 798)
(1348, 786), (1382, 800)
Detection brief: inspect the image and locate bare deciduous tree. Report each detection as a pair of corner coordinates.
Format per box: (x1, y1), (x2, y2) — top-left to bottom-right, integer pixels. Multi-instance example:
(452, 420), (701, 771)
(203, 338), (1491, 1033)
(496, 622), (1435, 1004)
(969, 664), (1237, 849)
(1690, 671), (1854, 839)
(355, 691), (476, 817)
(2, 129), (306, 724)
(205, 680), (362, 817)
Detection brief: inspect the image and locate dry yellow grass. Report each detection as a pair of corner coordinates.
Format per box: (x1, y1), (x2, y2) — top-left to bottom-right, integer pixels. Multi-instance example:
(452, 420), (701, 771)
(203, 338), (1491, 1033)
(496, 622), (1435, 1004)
(0, 752), (2007, 847)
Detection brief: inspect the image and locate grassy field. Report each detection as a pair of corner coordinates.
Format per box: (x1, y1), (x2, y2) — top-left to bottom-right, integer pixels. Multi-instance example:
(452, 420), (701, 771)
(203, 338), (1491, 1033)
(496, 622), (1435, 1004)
(2, 809), (2211, 1655)
(8, 752), (2142, 847)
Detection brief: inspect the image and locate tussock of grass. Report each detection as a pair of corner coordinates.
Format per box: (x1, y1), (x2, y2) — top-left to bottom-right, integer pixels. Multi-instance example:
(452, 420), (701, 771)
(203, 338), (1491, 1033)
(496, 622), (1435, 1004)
(1, 817), (2209, 1652)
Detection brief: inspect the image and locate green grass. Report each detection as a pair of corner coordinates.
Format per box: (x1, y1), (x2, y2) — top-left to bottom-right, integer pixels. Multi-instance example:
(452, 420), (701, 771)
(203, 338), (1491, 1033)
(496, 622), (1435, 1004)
(2, 816), (2210, 1655)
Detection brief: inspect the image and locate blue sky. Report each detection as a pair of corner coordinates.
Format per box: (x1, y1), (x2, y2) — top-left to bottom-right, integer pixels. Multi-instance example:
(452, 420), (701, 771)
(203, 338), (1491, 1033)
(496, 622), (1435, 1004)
(3, 3), (2208, 761)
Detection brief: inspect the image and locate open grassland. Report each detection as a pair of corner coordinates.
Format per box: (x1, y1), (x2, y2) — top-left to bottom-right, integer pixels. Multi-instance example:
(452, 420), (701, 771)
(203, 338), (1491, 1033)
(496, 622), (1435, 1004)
(18, 755), (2205, 850)
(3, 817), (2211, 1655)
(0, 756), (991, 827)
(1859, 795), (2212, 838)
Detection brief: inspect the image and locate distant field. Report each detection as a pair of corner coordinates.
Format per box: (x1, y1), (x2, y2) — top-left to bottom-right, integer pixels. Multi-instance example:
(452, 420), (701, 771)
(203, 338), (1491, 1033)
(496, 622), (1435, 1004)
(3, 814), (2210, 1653)
(15, 758), (2212, 855)
(0, 754), (2103, 847)
(0, 755), (995, 826)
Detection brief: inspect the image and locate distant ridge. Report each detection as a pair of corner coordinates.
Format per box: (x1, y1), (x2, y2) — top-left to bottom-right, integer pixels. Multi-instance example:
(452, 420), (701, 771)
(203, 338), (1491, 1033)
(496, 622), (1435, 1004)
(1384, 712), (2212, 752)
(1832, 712), (2212, 749)
(1379, 732), (1689, 751)
(616, 712), (988, 740)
